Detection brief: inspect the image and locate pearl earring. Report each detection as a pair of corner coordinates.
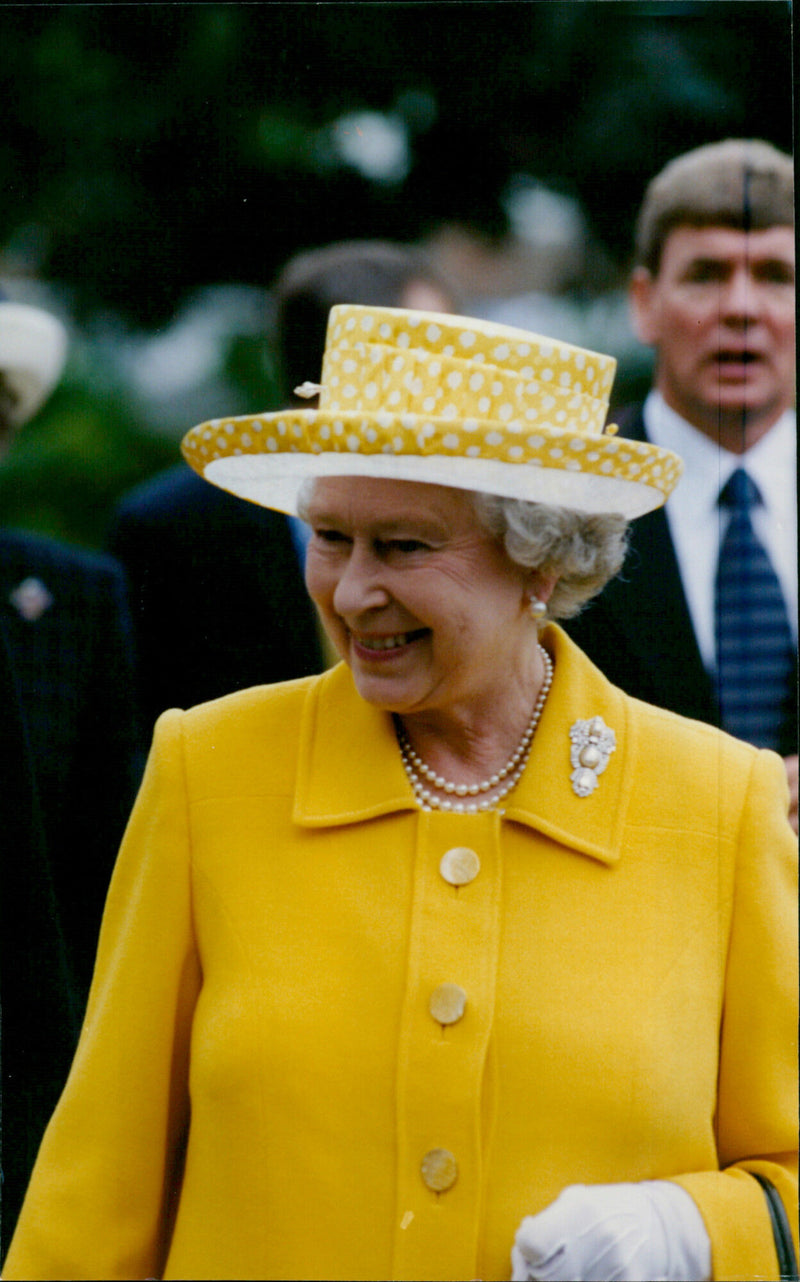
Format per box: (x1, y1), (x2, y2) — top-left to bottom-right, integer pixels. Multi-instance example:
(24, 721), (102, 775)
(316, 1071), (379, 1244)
(528, 597), (547, 621)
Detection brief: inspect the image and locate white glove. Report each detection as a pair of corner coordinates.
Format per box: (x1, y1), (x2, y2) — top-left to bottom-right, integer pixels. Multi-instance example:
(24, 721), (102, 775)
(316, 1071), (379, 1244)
(511, 1180), (712, 1281)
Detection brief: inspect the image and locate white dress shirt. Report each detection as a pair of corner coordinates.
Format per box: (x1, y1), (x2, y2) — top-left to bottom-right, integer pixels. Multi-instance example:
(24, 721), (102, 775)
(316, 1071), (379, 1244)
(643, 391), (797, 672)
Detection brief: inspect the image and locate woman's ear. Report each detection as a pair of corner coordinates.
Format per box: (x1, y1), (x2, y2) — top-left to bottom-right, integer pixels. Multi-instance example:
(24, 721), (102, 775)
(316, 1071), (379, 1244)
(525, 570), (558, 608)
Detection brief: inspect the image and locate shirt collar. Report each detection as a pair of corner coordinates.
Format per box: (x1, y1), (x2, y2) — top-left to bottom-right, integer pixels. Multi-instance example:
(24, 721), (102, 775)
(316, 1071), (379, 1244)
(294, 626), (629, 868)
(644, 389), (796, 517)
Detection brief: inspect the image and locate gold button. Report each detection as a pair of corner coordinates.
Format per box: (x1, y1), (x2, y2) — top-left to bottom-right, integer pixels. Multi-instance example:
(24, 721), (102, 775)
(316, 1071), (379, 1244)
(429, 982), (467, 1026)
(439, 847), (480, 886)
(421, 1148), (458, 1192)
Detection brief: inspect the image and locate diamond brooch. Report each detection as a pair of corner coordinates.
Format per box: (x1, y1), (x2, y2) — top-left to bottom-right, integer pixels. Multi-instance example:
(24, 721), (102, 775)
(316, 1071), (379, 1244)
(569, 716), (616, 798)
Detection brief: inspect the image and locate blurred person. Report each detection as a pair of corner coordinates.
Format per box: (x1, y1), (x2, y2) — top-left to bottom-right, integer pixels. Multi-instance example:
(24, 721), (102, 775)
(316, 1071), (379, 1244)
(108, 240), (456, 733)
(0, 295), (142, 1251)
(5, 304), (796, 1280)
(565, 139), (797, 829)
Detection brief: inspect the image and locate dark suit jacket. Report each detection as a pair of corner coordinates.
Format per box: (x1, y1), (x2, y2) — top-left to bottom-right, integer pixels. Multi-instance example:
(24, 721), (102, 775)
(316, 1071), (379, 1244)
(108, 465), (324, 734)
(0, 529), (142, 1252)
(564, 406), (798, 758)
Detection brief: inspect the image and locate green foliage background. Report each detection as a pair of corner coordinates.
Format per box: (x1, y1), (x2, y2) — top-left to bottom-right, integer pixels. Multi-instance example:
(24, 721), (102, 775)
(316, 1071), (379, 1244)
(0, 1), (793, 548)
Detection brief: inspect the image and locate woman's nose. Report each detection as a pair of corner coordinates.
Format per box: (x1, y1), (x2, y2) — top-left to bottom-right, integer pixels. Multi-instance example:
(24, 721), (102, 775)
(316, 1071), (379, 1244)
(332, 544), (391, 616)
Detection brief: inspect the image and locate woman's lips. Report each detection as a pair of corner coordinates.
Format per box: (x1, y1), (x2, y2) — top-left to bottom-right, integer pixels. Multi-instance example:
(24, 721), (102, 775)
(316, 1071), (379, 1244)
(352, 628), (428, 657)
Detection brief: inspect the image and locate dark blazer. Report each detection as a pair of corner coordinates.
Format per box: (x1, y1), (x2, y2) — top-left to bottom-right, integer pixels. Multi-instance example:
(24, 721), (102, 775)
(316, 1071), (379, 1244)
(564, 406), (797, 758)
(0, 529), (142, 1252)
(108, 465), (324, 734)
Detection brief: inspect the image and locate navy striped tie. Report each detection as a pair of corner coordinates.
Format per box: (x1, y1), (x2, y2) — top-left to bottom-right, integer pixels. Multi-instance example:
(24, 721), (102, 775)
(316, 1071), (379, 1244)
(714, 468), (794, 750)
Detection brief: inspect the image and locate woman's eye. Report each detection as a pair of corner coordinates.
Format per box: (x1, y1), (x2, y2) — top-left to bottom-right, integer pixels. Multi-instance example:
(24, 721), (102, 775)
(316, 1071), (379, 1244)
(387, 539), (428, 553)
(315, 528), (349, 544)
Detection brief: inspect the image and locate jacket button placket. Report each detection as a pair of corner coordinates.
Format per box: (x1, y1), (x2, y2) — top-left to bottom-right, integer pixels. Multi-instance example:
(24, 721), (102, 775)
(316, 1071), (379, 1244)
(392, 811), (502, 1280)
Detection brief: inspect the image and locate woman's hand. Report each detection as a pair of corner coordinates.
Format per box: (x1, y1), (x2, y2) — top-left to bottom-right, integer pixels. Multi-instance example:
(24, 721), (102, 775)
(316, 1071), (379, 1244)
(510, 1181), (711, 1281)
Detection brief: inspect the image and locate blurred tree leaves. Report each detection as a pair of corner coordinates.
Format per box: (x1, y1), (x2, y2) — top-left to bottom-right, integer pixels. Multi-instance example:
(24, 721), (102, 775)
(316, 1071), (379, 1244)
(0, 1), (792, 548)
(0, 360), (176, 547)
(2, 2), (792, 324)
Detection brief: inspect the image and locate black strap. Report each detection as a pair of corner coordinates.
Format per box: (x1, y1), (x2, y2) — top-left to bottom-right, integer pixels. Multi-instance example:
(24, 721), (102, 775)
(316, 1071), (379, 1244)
(751, 1173), (798, 1281)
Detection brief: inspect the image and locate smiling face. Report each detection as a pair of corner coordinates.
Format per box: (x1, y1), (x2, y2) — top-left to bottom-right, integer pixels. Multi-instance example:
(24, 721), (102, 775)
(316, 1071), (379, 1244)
(631, 224), (795, 451)
(303, 476), (541, 724)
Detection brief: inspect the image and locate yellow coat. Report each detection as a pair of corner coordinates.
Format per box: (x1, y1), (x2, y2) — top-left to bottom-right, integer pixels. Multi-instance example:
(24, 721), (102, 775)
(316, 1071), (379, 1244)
(5, 626), (797, 1281)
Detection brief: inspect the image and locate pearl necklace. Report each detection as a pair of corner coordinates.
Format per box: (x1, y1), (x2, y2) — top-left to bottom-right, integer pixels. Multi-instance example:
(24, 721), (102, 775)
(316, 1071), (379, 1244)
(396, 645), (553, 813)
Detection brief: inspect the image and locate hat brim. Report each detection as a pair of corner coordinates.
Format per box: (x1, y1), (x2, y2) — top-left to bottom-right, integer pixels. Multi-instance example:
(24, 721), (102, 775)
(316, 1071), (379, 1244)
(183, 409), (683, 520)
(0, 303), (68, 425)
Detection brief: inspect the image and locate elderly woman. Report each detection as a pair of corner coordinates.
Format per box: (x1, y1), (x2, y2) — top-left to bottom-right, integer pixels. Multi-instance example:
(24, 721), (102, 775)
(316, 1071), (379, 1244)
(4, 306), (796, 1282)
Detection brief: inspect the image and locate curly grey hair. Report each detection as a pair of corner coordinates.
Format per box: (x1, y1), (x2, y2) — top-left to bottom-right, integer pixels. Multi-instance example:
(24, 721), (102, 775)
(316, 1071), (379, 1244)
(472, 493), (629, 621)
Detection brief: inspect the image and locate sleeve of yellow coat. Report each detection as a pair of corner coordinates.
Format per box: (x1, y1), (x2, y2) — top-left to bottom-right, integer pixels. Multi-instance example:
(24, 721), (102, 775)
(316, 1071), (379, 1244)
(671, 748), (799, 1282)
(3, 709), (200, 1281)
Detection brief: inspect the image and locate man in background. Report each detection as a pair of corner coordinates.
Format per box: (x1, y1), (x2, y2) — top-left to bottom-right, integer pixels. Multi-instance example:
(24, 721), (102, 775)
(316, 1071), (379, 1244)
(566, 139), (796, 828)
(0, 295), (142, 1250)
(109, 239), (455, 732)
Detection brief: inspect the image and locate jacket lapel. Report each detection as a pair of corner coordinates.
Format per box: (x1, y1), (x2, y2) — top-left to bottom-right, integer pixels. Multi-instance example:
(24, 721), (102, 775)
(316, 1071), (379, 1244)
(595, 407), (717, 723)
(293, 629), (631, 869)
(294, 662), (415, 826)
(504, 627), (629, 866)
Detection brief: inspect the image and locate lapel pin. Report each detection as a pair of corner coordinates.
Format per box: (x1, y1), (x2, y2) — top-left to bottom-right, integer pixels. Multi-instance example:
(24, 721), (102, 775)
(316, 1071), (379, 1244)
(570, 716), (616, 798)
(9, 576), (54, 622)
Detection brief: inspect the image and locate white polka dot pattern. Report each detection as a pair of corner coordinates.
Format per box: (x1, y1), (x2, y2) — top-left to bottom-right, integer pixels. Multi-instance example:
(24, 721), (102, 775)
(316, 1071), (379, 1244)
(319, 307), (615, 435)
(181, 303), (684, 512)
(183, 408), (683, 500)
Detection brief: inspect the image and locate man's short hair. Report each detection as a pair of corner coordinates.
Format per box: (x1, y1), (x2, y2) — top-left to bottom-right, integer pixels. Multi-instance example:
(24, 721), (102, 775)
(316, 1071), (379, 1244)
(273, 240), (455, 402)
(635, 138), (794, 274)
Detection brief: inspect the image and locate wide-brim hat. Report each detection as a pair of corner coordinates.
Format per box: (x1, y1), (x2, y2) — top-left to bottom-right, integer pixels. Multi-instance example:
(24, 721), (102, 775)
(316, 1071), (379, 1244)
(0, 300), (68, 426)
(182, 304), (682, 519)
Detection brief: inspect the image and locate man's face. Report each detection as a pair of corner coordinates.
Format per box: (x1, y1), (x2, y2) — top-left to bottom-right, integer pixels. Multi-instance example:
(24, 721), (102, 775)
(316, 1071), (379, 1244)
(630, 224), (795, 450)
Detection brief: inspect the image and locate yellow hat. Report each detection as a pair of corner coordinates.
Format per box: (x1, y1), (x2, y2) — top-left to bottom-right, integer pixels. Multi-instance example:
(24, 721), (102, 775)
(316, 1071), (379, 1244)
(182, 304), (682, 519)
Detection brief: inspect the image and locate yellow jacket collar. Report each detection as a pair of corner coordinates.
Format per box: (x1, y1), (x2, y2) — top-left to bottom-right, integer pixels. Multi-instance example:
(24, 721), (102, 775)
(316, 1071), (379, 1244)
(294, 626), (629, 866)
(503, 625), (629, 865)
